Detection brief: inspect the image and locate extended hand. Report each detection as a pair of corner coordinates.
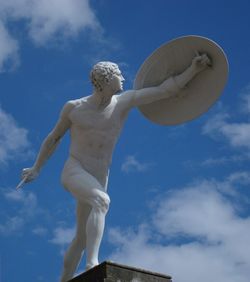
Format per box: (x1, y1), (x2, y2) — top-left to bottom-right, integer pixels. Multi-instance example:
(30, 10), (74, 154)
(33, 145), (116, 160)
(22, 167), (39, 182)
(16, 167), (39, 190)
(22, 167), (39, 183)
(191, 52), (212, 74)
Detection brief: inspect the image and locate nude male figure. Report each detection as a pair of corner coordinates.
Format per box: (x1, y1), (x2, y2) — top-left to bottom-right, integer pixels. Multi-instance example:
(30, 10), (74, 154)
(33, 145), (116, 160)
(20, 53), (210, 281)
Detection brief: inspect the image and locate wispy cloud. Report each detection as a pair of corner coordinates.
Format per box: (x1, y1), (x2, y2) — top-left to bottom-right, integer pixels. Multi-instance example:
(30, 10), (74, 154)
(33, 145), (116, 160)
(32, 226), (48, 237)
(0, 188), (41, 236)
(239, 84), (250, 114)
(121, 155), (153, 173)
(202, 89), (250, 151)
(226, 171), (250, 186)
(0, 106), (33, 166)
(50, 226), (75, 246)
(203, 112), (250, 149)
(0, 21), (19, 72)
(184, 154), (250, 170)
(0, 0), (101, 71)
(49, 225), (75, 255)
(108, 172), (250, 282)
(201, 155), (250, 166)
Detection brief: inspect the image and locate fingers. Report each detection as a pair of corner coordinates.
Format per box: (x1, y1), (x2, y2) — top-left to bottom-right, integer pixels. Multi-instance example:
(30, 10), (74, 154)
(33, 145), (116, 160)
(22, 168), (30, 180)
(17, 167), (38, 190)
(194, 52), (212, 67)
(22, 168), (27, 176)
(195, 50), (200, 57)
(16, 177), (27, 190)
(200, 54), (209, 65)
(21, 167), (37, 182)
(204, 54), (212, 67)
(201, 54), (212, 67)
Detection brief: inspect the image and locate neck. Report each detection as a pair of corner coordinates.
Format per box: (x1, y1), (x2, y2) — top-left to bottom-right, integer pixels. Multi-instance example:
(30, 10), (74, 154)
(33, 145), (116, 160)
(89, 90), (113, 109)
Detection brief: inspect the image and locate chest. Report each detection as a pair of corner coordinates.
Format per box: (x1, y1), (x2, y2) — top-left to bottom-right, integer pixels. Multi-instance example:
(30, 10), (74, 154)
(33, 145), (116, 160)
(69, 100), (121, 131)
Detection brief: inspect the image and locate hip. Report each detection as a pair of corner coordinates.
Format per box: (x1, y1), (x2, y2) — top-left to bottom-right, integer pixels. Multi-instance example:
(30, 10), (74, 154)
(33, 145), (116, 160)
(61, 156), (109, 190)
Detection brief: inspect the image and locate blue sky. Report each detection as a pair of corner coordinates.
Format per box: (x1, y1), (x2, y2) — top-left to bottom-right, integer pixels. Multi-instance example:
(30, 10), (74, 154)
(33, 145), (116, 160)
(1, 0), (250, 281)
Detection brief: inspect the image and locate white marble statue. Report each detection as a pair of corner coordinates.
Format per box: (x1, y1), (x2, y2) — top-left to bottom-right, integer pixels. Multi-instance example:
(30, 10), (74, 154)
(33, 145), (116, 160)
(19, 53), (210, 281)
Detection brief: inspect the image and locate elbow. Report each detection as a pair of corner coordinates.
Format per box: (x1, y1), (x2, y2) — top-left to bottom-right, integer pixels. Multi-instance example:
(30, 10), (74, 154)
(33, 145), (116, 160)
(157, 85), (169, 96)
(133, 88), (160, 106)
(159, 76), (181, 97)
(46, 132), (61, 147)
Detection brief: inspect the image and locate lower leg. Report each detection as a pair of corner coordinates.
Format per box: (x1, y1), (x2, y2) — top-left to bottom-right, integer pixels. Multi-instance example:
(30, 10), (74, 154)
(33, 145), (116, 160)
(60, 203), (90, 282)
(60, 238), (84, 282)
(85, 207), (106, 269)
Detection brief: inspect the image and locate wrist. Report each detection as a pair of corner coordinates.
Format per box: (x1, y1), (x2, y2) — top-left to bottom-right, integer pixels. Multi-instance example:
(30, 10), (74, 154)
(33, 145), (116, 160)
(33, 165), (40, 173)
(189, 64), (200, 76)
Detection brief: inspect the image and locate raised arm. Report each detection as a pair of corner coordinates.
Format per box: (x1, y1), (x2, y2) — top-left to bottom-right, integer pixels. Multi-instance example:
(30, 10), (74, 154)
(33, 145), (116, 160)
(21, 101), (74, 185)
(122, 53), (211, 109)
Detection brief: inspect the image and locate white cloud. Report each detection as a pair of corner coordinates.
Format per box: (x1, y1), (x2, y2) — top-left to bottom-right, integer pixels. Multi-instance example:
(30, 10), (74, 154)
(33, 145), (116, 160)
(226, 171), (250, 187)
(239, 85), (250, 114)
(200, 154), (250, 167)
(0, 106), (32, 166)
(32, 226), (48, 236)
(0, 0), (101, 70)
(27, 0), (99, 45)
(0, 188), (39, 235)
(0, 21), (19, 72)
(202, 112), (250, 149)
(0, 0), (99, 44)
(50, 226), (75, 246)
(108, 172), (250, 282)
(3, 186), (38, 208)
(184, 154), (250, 171)
(121, 155), (153, 173)
(242, 94), (250, 113)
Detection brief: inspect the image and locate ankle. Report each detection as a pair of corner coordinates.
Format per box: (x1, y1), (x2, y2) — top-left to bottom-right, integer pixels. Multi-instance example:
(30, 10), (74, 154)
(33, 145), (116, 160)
(86, 262), (98, 271)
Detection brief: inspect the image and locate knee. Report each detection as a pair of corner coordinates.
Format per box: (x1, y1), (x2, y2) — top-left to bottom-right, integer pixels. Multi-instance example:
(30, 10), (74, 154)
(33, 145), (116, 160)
(92, 192), (110, 214)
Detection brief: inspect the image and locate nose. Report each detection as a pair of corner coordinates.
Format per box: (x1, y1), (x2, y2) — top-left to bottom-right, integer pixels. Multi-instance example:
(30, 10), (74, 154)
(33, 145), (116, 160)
(121, 75), (125, 82)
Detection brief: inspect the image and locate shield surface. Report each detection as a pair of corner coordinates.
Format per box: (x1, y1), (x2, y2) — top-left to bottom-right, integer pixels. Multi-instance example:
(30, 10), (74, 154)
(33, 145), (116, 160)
(133, 35), (229, 125)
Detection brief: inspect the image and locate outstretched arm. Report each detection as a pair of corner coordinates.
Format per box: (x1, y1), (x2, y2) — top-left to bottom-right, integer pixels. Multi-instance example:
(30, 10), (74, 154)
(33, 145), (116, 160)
(123, 53), (211, 108)
(21, 101), (74, 185)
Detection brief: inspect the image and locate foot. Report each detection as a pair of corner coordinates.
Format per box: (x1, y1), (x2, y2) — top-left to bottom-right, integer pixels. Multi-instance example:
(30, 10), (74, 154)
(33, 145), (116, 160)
(86, 262), (98, 271)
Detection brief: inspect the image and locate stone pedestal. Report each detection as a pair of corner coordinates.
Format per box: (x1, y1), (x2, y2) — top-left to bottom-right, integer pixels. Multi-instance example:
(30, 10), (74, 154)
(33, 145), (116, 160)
(69, 261), (172, 282)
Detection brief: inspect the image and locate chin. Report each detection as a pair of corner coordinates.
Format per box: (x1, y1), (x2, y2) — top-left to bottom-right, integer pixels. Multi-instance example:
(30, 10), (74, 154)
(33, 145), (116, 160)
(115, 88), (123, 94)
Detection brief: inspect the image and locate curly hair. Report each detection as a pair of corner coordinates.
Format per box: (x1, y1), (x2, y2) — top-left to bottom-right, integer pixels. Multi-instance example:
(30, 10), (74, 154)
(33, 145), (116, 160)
(90, 61), (119, 91)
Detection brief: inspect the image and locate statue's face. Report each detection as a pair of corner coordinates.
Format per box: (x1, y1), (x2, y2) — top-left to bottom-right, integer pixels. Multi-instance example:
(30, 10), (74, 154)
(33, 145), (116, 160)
(110, 69), (125, 93)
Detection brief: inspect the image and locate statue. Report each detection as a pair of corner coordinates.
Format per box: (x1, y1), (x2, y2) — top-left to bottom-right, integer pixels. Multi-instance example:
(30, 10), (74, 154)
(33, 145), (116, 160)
(17, 36), (228, 282)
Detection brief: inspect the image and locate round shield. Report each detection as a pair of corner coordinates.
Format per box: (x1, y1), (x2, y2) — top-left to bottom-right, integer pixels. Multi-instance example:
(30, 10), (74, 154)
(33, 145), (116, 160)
(133, 35), (229, 125)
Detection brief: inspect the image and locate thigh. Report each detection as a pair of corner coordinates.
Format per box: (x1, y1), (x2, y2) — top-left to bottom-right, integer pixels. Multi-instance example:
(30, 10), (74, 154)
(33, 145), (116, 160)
(63, 165), (109, 205)
(62, 157), (111, 205)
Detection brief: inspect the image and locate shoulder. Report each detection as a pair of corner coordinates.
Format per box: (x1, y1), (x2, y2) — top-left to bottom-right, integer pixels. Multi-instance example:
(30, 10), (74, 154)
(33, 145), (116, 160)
(114, 90), (136, 115)
(63, 98), (84, 111)
(116, 90), (136, 105)
(60, 98), (82, 118)
(65, 98), (82, 108)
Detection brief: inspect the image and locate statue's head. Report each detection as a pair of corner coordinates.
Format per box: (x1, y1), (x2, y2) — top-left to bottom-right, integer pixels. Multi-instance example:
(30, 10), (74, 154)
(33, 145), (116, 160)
(90, 61), (120, 92)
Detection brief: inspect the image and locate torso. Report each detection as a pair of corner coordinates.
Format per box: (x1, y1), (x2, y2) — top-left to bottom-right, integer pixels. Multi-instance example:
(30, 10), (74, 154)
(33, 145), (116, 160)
(67, 94), (130, 185)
